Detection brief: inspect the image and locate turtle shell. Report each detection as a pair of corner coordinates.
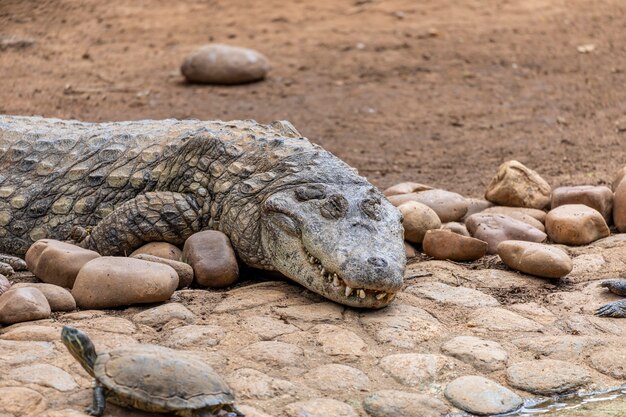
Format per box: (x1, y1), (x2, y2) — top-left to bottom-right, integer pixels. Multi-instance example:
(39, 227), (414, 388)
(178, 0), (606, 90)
(94, 344), (234, 412)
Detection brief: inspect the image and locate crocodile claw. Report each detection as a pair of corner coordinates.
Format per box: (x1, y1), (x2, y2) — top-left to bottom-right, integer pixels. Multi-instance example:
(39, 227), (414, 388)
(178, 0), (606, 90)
(595, 299), (626, 318)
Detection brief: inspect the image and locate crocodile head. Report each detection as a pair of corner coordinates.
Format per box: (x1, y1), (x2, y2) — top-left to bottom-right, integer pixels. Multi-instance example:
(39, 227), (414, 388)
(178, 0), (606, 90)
(260, 183), (405, 308)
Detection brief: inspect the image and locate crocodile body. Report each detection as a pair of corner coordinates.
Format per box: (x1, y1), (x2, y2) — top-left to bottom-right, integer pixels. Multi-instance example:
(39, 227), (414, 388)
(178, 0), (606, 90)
(596, 280), (626, 318)
(0, 115), (405, 308)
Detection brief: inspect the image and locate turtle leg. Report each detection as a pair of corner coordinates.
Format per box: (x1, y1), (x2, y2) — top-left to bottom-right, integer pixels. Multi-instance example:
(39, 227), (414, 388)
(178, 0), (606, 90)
(85, 382), (107, 417)
(599, 280), (626, 296)
(195, 405), (246, 417)
(221, 404), (246, 417)
(595, 299), (626, 318)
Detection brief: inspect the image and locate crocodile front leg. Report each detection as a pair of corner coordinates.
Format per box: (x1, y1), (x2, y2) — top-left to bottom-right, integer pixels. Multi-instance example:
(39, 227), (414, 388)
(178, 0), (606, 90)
(77, 192), (204, 256)
(596, 299), (626, 318)
(0, 254), (28, 276)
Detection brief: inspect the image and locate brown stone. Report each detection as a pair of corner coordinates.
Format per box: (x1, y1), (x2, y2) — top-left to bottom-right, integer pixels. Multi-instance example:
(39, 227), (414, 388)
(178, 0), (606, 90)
(551, 185), (613, 221)
(545, 204), (610, 245)
(465, 213), (547, 254)
(612, 166), (626, 191)
(183, 231), (239, 287)
(0, 274), (9, 295)
(0, 288), (51, 324)
(614, 179), (626, 232)
(71, 257), (178, 309)
(506, 359), (590, 395)
(131, 253), (194, 289)
(25, 239), (100, 288)
(497, 241), (572, 278)
(422, 229), (487, 261)
(398, 201), (441, 243)
(441, 222), (470, 236)
(390, 189), (467, 222)
(404, 242), (417, 258)
(383, 181), (433, 197)
(482, 206), (547, 222)
(485, 160), (551, 209)
(463, 198), (494, 220)
(12, 283), (76, 311)
(130, 242), (183, 261)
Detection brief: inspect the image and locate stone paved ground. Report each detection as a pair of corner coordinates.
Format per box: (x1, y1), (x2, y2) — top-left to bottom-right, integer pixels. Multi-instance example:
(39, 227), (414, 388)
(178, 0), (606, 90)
(1, 235), (626, 417)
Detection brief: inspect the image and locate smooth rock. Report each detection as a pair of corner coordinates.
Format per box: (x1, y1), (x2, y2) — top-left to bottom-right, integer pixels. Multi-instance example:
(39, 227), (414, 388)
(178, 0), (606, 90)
(506, 359), (590, 394)
(304, 364), (370, 391)
(445, 375), (523, 416)
(469, 307), (543, 332)
(0, 324), (60, 342)
(165, 324), (225, 348)
(441, 336), (508, 372)
(13, 282), (76, 311)
(0, 386), (47, 416)
(612, 166), (626, 191)
(485, 160), (551, 208)
(383, 181), (433, 196)
(551, 185), (613, 221)
(391, 189), (468, 222)
(274, 302), (344, 323)
(404, 242), (417, 258)
(379, 353), (456, 386)
(0, 287), (51, 324)
(463, 198), (494, 220)
(545, 204), (610, 245)
(466, 213), (547, 254)
(422, 229), (487, 261)
(181, 43), (269, 85)
(0, 340), (54, 365)
(0, 273), (9, 295)
(227, 368), (301, 400)
(236, 405), (274, 417)
(10, 363), (78, 391)
(132, 302), (194, 327)
(497, 240), (573, 278)
(312, 324), (367, 356)
(406, 282), (499, 308)
(241, 315), (299, 340)
(441, 222), (470, 236)
(588, 348), (626, 379)
(284, 398), (358, 417)
(511, 336), (606, 360)
(398, 201), (441, 243)
(614, 179), (626, 232)
(242, 341), (304, 366)
(483, 205), (547, 222)
(130, 242), (183, 261)
(183, 231), (239, 287)
(72, 257), (178, 309)
(25, 239), (100, 288)
(363, 390), (449, 417)
(131, 253), (193, 289)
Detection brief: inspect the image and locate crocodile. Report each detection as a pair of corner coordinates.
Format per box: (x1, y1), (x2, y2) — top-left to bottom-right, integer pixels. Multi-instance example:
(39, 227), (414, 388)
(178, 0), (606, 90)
(596, 280), (626, 318)
(0, 115), (405, 308)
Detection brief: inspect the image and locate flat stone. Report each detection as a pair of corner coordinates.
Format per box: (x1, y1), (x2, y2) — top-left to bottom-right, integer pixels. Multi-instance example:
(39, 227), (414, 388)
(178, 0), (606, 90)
(131, 253), (193, 289)
(466, 213), (547, 254)
(588, 348), (626, 379)
(613, 179), (626, 232)
(236, 405), (274, 417)
(485, 160), (551, 209)
(551, 185), (613, 221)
(506, 359), (590, 394)
(77, 316), (136, 335)
(397, 201), (441, 243)
(227, 368), (301, 399)
(304, 364), (370, 391)
(284, 399), (357, 417)
(25, 239), (100, 288)
(10, 363), (78, 391)
(0, 339), (54, 365)
(213, 288), (287, 313)
(497, 240), (573, 278)
(441, 336), (508, 372)
(483, 205), (547, 222)
(0, 386), (47, 416)
(441, 222), (470, 236)
(130, 241), (182, 261)
(132, 302), (194, 327)
(379, 353), (456, 386)
(383, 181), (433, 196)
(183, 231), (239, 287)
(165, 324), (225, 348)
(391, 189), (468, 222)
(363, 390), (449, 417)
(422, 229), (487, 261)
(13, 282), (76, 311)
(406, 282), (499, 308)
(181, 43), (269, 85)
(444, 375), (523, 416)
(546, 204), (610, 245)
(274, 302), (344, 323)
(241, 315), (299, 340)
(72, 257), (178, 309)
(511, 336), (606, 360)
(468, 307), (543, 332)
(311, 324), (367, 356)
(242, 341), (304, 366)
(0, 324), (61, 341)
(0, 287), (51, 324)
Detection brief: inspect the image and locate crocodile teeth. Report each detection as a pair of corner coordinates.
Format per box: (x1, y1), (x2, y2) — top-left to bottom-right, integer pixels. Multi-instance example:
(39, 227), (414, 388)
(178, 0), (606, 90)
(333, 275), (341, 286)
(345, 286), (353, 297)
(376, 292), (386, 300)
(359, 289), (366, 299)
(320, 267), (326, 276)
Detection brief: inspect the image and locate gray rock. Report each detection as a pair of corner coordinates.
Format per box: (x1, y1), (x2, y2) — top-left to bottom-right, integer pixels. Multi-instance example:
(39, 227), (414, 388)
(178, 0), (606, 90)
(241, 341), (304, 366)
(241, 315), (299, 340)
(468, 307), (543, 332)
(311, 324), (367, 356)
(132, 302), (194, 327)
(226, 368), (302, 400)
(406, 282), (499, 308)
(506, 359), (590, 395)
(444, 375), (523, 416)
(274, 302), (344, 323)
(363, 390), (449, 417)
(379, 353), (457, 386)
(441, 336), (508, 372)
(304, 364), (370, 391)
(165, 324), (225, 348)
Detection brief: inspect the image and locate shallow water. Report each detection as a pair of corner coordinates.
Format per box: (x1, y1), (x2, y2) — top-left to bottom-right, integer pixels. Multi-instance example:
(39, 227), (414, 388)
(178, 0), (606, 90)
(510, 386), (626, 417)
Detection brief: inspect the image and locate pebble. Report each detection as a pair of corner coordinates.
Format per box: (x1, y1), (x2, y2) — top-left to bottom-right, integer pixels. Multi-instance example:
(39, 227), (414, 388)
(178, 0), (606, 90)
(362, 390), (449, 417)
(236, 405), (274, 417)
(214, 288), (287, 313)
(551, 185), (613, 221)
(304, 364), (370, 391)
(404, 241), (417, 258)
(441, 222), (470, 236)
(12, 282), (76, 311)
(283, 398), (358, 417)
(25, 239), (100, 288)
(183, 231), (239, 287)
(406, 282), (499, 308)
(463, 198), (494, 220)
(441, 336), (508, 372)
(71, 257), (178, 309)
(0, 386), (47, 416)
(497, 240), (573, 278)
(132, 302), (194, 327)
(0, 324), (60, 342)
(0, 273), (9, 295)
(545, 204), (610, 245)
(483, 205), (547, 222)
(0, 287), (51, 324)
(379, 353), (456, 386)
(588, 348), (626, 379)
(241, 315), (299, 340)
(383, 181), (432, 196)
(390, 189), (468, 222)
(444, 375), (523, 416)
(165, 324), (225, 348)
(422, 229), (487, 261)
(274, 302), (344, 323)
(468, 307), (543, 332)
(312, 324), (367, 356)
(613, 179), (626, 232)
(465, 213), (547, 254)
(181, 43), (269, 85)
(484, 160), (551, 209)
(397, 201), (441, 243)
(131, 253), (194, 288)
(227, 368), (301, 399)
(612, 166), (626, 190)
(506, 359), (590, 394)
(241, 341), (304, 366)
(9, 363), (78, 392)
(130, 241), (182, 261)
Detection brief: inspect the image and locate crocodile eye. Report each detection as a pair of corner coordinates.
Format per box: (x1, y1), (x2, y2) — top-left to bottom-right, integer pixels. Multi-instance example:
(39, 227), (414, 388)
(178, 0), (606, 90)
(360, 198), (382, 221)
(320, 194), (348, 219)
(295, 185), (326, 201)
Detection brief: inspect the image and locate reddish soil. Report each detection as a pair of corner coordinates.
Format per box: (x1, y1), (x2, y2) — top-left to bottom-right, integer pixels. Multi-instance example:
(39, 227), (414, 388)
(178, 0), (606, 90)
(1, 0), (625, 196)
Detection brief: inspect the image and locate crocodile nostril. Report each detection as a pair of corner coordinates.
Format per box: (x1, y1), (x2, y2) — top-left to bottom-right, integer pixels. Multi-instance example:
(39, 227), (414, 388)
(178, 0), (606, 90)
(367, 257), (388, 268)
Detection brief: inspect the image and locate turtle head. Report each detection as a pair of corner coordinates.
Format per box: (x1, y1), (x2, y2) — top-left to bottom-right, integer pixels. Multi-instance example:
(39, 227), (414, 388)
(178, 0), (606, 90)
(61, 326), (97, 377)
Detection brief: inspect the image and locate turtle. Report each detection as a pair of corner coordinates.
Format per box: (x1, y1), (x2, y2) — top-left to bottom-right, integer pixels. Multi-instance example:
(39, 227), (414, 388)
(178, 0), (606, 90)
(61, 326), (245, 417)
(595, 280), (626, 318)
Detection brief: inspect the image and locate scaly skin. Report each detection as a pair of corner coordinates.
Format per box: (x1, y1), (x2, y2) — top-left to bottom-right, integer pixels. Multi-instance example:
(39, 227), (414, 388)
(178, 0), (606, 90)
(596, 280), (626, 318)
(0, 115), (405, 308)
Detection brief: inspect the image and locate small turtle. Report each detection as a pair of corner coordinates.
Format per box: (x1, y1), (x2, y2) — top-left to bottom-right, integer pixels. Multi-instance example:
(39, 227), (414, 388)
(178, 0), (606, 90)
(61, 326), (245, 417)
(596, 280), (626, 318)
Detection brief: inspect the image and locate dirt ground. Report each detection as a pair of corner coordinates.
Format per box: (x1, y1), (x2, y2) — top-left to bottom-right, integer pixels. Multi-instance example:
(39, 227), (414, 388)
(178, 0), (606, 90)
(1, 0), (625, 197)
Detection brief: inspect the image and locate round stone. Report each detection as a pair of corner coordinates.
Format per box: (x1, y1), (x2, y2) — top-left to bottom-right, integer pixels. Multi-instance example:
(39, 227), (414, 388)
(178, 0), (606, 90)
(613, 179), (626, 232)
(545, 204), (610, 245)
(165, 324), (225, 348)
(422, 229), (487, 261)
(485, 160), (551, 209)
(390, 189), (468, 222)
(379, 353), (457, 386)
(465, 213), (547, 254)
(444, 375), (523, 416)
(0, 287), (51, 324)
(363, 390), (449, 417)
(441, 336), (508, 372)
(551, 185), (613, 221)
(506, 359), (590, 395)
(497, 240), (572, 278)
(304, 364), (370, 391)
(130, 241), (182, 261)
(183, 231), (239, 288)
(132, 302), (194, 328)
(383, 181), (432, 196)
(468, 307), (543, 332)
(131, 253), (194, 289)
(463, 198), (494, 220)
(398, 201), (441, 243)
(404, 241), (417, 258)
(482, 205), (547, 222)
(181, 43), (269, 85)
(12, 282), (76, 311)
(284, 398), (358, 417)
(227, 368), (301, 400)
(441, 222), (470, 236)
